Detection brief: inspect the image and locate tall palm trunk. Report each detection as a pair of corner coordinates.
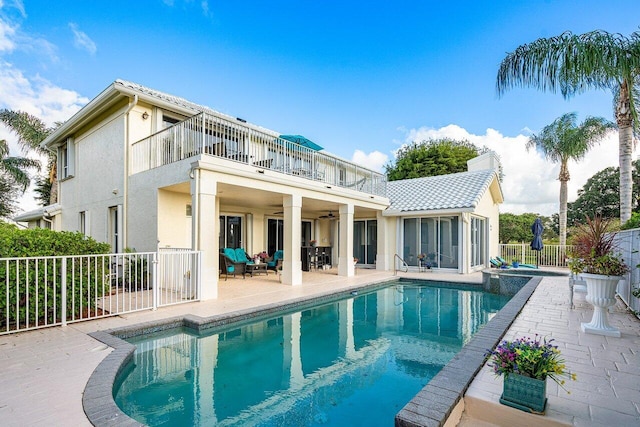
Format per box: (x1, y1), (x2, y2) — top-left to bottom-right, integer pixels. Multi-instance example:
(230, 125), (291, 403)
(558, 160), (569, 246)
(616, 80), (634, 223)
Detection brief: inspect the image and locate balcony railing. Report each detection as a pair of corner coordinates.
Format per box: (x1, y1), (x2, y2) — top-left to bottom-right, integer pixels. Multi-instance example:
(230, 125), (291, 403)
(130, 112), (387, 197)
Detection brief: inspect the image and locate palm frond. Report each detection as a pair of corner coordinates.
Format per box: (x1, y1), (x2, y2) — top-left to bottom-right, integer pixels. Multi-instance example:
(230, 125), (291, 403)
(0, 109), (53, 155)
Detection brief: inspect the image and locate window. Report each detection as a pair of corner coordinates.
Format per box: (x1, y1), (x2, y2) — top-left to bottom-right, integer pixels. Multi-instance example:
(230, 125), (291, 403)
(219, 215), (243, 249)
(79, 211), (88, 236)
(471, 217), (486, 267)
(403, 216), (459, 269)
(58, 137), (75, 179)
(186, 204), (192, 217)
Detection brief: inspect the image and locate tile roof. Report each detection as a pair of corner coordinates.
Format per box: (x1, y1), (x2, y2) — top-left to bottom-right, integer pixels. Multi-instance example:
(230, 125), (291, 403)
(114, 79), (279, 136)
(386, 169), (498, 213)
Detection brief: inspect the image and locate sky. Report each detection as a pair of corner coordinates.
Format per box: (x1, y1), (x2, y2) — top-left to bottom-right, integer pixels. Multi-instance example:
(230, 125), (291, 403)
(0, 0), (639, 217)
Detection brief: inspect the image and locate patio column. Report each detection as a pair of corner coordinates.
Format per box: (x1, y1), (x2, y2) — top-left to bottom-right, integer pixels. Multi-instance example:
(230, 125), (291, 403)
(282, 194), (302, 286)
(338, 203), (354, 277)
(375, 211), (390, 271)
(192, 169), (218, 300)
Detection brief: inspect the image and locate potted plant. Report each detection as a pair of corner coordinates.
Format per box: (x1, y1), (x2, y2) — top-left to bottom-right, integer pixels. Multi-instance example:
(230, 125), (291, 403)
(309, 239), (317, 247)
(486, 335), (576, 414)
(512, 257), (520, 268)
(568, 215), (629, 337)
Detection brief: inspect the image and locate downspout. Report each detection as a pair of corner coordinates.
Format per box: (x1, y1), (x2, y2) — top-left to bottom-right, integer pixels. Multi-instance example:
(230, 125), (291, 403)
(123, 95), (139, 250)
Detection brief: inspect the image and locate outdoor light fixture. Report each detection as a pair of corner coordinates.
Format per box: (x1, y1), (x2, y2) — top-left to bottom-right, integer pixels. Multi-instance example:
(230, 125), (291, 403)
(142, 112), (149, 120)
(326, 185), (332, 189)
(236, 117), (247, 123)
(257, 169), (265, 174)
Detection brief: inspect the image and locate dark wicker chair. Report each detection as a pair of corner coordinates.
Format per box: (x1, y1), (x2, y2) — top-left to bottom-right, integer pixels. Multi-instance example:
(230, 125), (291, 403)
(219, 253), (245, 280)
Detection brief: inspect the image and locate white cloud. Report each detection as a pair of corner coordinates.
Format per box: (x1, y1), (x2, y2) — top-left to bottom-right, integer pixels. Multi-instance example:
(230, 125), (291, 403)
(0, 62), (88, 124)
(399, 124), (620, 216)
(68, 22), (96, 55)
(0, 63), (87, 215)
(352, 149), (388, 173)
(0, 5), (58, 62)
(0, 13), (17, 52)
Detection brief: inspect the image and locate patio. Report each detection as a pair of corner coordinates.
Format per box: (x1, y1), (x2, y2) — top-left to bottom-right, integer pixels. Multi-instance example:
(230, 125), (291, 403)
(0, 269), (638, 426)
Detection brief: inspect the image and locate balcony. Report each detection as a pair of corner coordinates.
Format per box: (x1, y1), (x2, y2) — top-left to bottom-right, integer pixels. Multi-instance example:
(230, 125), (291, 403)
(130, 112), (387, 197)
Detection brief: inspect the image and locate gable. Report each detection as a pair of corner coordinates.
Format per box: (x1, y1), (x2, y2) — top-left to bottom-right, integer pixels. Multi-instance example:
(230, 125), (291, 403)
(385, 169), (502, 215)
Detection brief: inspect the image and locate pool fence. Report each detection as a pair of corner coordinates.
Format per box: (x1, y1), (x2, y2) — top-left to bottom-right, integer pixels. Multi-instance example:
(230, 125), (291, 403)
(0, 249), (201, 335)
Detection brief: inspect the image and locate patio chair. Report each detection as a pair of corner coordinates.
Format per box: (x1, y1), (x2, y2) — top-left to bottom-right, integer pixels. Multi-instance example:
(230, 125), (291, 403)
(221, 248), (248, 279)
(220, 253), (243, 280)
(267, 250), (283, 271)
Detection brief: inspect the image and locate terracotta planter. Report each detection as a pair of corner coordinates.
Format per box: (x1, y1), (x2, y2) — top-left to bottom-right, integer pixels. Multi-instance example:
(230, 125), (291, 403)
(500, 373), (547, 414)
(581, 273), (622, 337)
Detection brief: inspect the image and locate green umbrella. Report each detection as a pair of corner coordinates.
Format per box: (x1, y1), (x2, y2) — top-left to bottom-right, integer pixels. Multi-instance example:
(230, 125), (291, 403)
(279, 134), (323, 151)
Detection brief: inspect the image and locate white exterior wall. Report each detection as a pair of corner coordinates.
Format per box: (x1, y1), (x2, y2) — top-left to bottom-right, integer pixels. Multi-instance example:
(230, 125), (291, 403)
(472, 184), (501, 264)
(58, 106), (126, 246)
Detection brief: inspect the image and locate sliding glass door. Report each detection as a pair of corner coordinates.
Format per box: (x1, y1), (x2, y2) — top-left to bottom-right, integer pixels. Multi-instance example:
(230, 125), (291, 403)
(403, 216), (459, 269)
(354, 220), (377, 265)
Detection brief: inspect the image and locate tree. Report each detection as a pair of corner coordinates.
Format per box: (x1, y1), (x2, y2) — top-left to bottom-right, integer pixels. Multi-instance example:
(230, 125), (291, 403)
(497, 30), (640, 223)
(386, 138), (486, 181)
(567, 160), (640, 225)
(527, 113), (614, 246)
(0, 110), (56, 205)
(499, 212), (556, 243)
(0, 139), (40, 218)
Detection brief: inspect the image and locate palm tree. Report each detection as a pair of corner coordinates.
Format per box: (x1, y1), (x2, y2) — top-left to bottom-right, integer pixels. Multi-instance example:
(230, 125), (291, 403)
(0, 110), (56, 205)
(527, 113), (614, 245)
(0, 139), (40, 217)
(497, 30), (640, 223)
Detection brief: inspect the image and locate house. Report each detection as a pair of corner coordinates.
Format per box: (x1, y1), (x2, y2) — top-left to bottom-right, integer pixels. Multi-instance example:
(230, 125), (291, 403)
(27, 80), (502, 299)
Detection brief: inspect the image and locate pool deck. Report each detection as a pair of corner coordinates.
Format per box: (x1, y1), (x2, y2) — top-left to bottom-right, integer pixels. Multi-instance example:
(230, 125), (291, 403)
(0, 268), (638, 426)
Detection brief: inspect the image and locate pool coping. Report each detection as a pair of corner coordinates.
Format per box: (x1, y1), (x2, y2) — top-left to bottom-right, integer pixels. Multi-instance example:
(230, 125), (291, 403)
(394, 276), (542, 427)
(83, 277), (396, 426)
(83, 276), (534, 426)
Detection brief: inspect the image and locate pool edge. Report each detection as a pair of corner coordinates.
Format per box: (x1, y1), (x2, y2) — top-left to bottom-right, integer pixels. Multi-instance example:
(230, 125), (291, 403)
(394, 276), (543, 427)
(83, 277), (397, 426)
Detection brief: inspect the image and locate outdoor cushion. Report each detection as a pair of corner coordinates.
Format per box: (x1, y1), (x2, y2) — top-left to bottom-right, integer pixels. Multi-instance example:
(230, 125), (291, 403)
(223, 248), (240, 263)
(235, 248), (250, 263)
(518, 263), (538, 269)
(267, 250), (283, 268)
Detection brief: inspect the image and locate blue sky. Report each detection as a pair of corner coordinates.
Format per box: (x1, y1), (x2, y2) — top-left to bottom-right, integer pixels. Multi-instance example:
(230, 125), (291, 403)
(1, 0), (639, 216)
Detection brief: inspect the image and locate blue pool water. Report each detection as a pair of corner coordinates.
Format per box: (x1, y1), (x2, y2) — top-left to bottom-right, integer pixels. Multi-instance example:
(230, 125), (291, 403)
(114, 281), (510, 426)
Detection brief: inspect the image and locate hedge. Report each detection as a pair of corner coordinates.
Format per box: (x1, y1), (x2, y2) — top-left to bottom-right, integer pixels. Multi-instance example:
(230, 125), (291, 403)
(0, 222), (112, 330)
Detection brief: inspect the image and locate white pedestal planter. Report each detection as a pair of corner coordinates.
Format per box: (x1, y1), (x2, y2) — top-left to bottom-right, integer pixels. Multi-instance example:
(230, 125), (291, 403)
(581, 273), (621, 337)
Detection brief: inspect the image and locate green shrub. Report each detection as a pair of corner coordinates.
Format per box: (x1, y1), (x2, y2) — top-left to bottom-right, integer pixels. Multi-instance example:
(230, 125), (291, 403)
(0, 223), (112, 330)
(621, 212), (640, 230)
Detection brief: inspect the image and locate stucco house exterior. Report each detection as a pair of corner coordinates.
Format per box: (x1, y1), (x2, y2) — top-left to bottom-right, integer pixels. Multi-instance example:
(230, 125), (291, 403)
(17, 80), (502, 299)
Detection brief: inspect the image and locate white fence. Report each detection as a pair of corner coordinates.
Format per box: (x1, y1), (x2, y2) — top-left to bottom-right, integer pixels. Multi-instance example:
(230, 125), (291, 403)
(0, 250), (201, 335)
(498, 244), (573, 268)
(611, 229), (640, 314)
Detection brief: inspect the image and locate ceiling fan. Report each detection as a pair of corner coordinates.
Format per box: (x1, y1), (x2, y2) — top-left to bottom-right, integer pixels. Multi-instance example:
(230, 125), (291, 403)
(319, 211), (336, 220)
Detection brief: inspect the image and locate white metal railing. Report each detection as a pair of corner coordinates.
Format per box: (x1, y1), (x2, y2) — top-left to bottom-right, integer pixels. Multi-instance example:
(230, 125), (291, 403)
(611, 229), (640, 314)
(498, 244), (574, 268)
(130, 112), (387, 196)
(0, 250), (201, 335)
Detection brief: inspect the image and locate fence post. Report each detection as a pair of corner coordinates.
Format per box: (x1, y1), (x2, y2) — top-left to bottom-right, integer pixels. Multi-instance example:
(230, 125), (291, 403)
(61, 258), (67, 326)
(152, 252), (159, 310)
(197, 251), (202, 300)
(521, 243), (525, 264)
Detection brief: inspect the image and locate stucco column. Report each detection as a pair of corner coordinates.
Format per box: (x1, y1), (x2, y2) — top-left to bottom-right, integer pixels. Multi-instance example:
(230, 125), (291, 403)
(192, 169), (218, 300)
(283, 194), (302, 286)
(338, 203), (354, 277)
(375, 211), (389, 271)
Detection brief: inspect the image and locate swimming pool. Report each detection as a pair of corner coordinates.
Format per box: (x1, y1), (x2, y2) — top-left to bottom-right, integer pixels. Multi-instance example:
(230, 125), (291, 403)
(113, 280), (510, 426)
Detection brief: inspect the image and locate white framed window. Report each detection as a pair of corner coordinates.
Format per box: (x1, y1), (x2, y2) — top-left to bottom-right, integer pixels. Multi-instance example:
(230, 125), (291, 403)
(58, 137), (75, 179)
(79, 211), (89, 236)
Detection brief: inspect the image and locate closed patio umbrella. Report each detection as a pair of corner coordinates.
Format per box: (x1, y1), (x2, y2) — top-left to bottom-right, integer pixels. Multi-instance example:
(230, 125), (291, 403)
(531, 218), (544, 267)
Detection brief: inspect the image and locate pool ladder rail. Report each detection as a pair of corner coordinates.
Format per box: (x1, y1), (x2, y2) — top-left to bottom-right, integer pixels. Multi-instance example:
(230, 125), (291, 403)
(393, 254), (409, 275)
